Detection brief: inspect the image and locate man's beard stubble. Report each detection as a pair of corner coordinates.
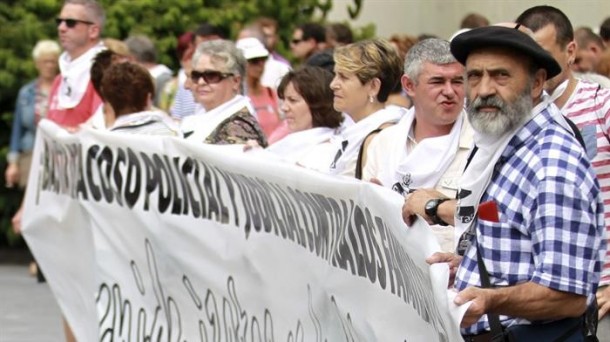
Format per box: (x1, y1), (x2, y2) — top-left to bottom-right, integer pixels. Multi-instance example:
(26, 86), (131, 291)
(466, 83), (533, 137)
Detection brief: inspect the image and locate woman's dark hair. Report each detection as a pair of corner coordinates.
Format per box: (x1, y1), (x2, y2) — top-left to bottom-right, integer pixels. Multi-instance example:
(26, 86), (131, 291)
(101, 62), (154, 116)
(277, 66), (343, 129)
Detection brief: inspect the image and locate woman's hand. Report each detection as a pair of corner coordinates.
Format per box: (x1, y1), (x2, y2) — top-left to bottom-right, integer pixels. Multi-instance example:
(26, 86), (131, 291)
(243, 139), (261, 152)
(5, 163), (19, 188)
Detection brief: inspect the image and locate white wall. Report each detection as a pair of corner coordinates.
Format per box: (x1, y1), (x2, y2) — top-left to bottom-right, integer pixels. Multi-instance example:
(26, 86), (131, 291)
(327, 0), (610, 40)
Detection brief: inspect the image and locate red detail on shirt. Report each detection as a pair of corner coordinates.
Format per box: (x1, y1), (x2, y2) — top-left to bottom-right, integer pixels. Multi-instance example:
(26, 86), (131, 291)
(46, 75), (102, 127)
(478, 200), (500, 223)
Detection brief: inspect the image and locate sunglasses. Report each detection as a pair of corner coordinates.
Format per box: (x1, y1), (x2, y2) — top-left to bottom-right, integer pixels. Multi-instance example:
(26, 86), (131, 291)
(55, 17), (94, 28)
(247, 57), (267, 65)
(190, 70), (233, 84)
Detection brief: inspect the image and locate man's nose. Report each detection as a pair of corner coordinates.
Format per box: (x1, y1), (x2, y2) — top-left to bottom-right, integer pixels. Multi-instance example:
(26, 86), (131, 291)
(477, 75), (495, 97)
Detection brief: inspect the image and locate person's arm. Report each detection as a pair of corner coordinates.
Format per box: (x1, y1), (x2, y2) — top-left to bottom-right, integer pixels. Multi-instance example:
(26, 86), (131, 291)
(6, 85), (27, 187)
(597, 285), (610, 319)
(455, 281), (587, 327)
(402, 188), (456, 226)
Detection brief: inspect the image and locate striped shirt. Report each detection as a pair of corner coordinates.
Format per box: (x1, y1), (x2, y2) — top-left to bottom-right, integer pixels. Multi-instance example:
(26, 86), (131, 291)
(456, 107), (605, 335)
(562, 80), (610, 286)
(169, 71), (198, 119)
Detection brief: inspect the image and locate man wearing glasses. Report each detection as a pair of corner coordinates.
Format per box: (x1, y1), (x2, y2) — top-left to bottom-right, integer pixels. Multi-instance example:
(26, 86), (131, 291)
(289, 23), (327, 64)
(47, 0), (106, 128)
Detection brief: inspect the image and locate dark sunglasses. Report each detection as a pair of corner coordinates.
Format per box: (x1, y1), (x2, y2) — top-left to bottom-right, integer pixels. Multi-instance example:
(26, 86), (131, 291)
(247, 57), (267, 65)
(291, 38), (304, 45)
(190, 70), (233, 84)
(55, 17), (94, 28)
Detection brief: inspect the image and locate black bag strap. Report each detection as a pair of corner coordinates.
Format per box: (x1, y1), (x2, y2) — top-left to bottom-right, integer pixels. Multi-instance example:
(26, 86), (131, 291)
(476, 245), (506, 342)
(355, 127), (384, 180)
(564, 116), (587, 151)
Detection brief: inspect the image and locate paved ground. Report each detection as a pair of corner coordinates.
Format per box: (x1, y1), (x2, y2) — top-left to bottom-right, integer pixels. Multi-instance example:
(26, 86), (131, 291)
(0, 263), (65, 342)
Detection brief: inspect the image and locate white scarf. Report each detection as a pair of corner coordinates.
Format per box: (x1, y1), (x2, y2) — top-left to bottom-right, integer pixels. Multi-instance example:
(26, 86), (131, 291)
(388, 108), (465, 193)
(57, 42), (105, 109)
(149, 64), (172, 79)
(328, 106), (405, 175)
(110, 110), (177, 132)
(266, 126), (336, 163)
(181, 95), (251, 142)
(454, 99), (560, 247)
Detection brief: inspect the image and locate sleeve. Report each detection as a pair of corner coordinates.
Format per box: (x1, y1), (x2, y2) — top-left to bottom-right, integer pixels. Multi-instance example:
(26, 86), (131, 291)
(529, 139), (604, 297)
(8, 84), (29, 163)
(206, 114), (269, 148)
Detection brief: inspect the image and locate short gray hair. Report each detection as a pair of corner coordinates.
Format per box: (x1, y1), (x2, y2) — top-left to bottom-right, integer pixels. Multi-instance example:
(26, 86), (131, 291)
(192, 39), (246, 92)
(404, 38), (457, 81)
(32, 40), (61, 60)
(125, 35), (157, 63)
(64, 0), (105, 32)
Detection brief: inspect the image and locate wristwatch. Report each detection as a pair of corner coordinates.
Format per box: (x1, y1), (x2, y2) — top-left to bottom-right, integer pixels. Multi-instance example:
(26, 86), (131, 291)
(424, 198), (450, 226)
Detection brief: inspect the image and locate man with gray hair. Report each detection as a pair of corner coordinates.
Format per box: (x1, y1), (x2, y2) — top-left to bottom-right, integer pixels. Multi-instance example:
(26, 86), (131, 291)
(125, 34), (173, 107)
(364, 38), (472, 252)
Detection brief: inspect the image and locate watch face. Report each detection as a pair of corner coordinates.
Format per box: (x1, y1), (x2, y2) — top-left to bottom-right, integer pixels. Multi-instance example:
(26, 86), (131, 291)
(425, 199), (438, 216)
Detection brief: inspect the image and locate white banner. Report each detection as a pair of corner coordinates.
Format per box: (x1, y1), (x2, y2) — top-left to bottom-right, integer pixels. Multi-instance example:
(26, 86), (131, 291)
(22, 120), (464, 341)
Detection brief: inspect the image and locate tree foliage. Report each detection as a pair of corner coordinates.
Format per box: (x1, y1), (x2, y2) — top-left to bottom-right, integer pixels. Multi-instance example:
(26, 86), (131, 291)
(0, 0), (370, 246)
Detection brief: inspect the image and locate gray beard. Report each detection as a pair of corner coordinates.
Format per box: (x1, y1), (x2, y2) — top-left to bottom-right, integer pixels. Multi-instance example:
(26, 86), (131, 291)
(467, 86), (533, 137)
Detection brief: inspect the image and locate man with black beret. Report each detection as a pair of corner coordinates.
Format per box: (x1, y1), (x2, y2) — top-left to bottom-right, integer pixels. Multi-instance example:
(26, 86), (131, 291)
(404, 25), (606, 341)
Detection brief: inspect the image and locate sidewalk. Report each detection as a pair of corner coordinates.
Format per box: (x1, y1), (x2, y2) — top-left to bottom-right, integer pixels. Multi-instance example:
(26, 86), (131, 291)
(0, 264), (64, 341)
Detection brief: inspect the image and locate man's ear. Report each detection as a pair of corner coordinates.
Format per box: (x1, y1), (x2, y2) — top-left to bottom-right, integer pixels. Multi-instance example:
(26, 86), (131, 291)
(401, 74), (416, 98)
(566, 40), (577, 65)
(89, 24), (101, 41)
(590, 43), (602, 55)
(531, 69), (546, 99)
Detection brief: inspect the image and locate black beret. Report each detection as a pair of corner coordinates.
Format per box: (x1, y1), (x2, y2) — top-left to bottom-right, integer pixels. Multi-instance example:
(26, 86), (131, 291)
(450, 26), (561, 79)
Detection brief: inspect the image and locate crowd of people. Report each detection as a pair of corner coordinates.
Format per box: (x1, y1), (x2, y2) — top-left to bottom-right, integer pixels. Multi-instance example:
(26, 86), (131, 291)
(6, 0), (610, 341)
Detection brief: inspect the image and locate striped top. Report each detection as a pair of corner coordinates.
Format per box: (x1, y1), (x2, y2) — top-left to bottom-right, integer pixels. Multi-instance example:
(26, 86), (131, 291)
(562, 80), (610, 286)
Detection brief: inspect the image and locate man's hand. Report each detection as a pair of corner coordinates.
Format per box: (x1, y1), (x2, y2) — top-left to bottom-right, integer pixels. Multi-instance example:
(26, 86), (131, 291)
(454, 287), (493, 327)
(401, 189), (447, 226)
(369, 178), (383, 186)
(426, 252), (462, 288)
(5, 163), (19, 188)
(597, 285), (610, 319)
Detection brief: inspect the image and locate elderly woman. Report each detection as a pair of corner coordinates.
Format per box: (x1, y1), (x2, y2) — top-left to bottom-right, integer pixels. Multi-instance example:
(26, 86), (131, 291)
(6, 40), (60, 189)
(101, 62), (178, 135)
(326, 38), (405, 178)
(181, 39), (267, 147)
(266, 66), (342, 168)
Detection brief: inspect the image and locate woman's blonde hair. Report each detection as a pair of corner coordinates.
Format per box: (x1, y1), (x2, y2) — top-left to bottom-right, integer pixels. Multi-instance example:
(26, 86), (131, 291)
(32, 40), (61, 60)
(333, 38), (403, 102)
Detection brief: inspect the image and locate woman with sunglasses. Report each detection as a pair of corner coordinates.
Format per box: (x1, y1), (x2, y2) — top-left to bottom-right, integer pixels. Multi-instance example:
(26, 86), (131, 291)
(263, 66), (342, 169)
(181, 39), (267, 147)
(325, 38), (406, 179)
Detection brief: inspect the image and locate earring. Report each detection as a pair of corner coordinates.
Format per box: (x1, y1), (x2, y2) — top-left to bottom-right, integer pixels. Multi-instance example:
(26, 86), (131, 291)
(369, 95), (374, 103)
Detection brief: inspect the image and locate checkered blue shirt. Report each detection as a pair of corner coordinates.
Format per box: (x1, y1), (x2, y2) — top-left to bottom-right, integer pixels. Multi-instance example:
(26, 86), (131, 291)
(455, 107), (606, 335)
